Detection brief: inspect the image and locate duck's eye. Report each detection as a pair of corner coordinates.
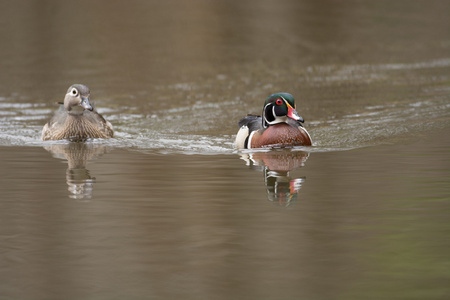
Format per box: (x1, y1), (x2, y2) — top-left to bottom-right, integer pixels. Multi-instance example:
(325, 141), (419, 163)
(275, 98), (283, 106)
(71, 88), (78, 96)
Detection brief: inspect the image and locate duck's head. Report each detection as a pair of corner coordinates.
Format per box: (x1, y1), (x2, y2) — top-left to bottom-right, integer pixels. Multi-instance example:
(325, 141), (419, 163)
(262, 93), (304, 128)
(63, 84), (93, 115)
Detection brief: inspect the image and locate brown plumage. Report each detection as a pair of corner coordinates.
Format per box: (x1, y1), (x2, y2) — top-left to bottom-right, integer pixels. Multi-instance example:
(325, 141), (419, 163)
(41, 84), (113, 141)
(250, 123), (312, 148)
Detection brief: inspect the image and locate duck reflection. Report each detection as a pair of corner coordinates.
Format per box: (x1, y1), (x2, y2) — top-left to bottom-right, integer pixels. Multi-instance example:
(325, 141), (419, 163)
(44, 143), (110, 200)
(240, 150), (309, 208)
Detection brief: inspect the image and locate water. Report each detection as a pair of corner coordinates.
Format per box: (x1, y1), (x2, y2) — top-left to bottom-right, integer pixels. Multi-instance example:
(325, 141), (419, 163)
(1, 1), (450, 299)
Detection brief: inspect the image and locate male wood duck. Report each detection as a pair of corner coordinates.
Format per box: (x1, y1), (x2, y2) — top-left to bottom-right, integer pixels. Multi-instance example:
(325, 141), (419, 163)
(235, 93), (312, 149)
(41, 84), (114, 141)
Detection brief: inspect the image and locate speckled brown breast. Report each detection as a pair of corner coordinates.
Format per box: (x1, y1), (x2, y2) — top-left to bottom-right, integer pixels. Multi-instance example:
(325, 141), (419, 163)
(42, 114), (114, 141)
(250, 123), (312, 148)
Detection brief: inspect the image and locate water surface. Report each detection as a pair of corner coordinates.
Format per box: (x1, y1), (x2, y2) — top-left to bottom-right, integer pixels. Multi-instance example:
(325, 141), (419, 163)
(0, 1), (450, 299)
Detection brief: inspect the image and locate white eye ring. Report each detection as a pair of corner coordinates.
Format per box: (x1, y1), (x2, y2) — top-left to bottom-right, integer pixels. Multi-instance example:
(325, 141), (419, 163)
(70, 88), (78, 96)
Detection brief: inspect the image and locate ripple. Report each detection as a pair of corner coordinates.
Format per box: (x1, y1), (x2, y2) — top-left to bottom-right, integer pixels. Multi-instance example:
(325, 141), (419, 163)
(1, 57), (449, 153)
(1, 92), (449, 153)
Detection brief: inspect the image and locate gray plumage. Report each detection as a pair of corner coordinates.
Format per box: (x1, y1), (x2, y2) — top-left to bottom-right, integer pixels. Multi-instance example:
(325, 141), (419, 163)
(41, 84), (113, 141)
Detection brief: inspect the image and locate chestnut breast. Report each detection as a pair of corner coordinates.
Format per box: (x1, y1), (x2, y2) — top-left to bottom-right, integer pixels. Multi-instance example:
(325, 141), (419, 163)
(251, 123), (312, 148)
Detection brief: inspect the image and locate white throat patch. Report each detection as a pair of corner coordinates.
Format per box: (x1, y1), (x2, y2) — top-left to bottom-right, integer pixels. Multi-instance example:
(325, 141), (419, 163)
(263, 106), (287, 126)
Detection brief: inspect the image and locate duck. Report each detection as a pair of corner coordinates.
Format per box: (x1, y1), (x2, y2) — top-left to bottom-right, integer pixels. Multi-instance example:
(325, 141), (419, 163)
(41, 84), (114, 141)
(235, 92), (312, 149)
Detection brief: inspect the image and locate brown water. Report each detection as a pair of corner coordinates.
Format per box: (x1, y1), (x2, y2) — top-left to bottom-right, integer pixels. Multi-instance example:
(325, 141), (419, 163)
(1, 1), (450, 299)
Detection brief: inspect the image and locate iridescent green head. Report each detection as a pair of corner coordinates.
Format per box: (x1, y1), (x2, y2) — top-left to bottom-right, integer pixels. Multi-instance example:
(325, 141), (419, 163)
(262, 92), (304, 128)
(264, 93), (296, 108)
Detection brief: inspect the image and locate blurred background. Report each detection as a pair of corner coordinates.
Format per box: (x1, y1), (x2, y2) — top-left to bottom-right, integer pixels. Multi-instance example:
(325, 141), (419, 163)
(0, 1), (449, 299)
(1, 0), (449, 147)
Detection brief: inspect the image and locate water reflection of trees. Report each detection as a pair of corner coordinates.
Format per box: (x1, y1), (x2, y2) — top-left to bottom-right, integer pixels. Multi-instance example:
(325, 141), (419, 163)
(239, 150), (309, 208)
(44, 143), (110, 200)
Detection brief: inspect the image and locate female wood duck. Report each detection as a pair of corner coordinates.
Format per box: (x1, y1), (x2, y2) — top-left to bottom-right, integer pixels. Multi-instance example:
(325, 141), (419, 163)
(41, 84), (114, 141)
(235, 93), (312, 149)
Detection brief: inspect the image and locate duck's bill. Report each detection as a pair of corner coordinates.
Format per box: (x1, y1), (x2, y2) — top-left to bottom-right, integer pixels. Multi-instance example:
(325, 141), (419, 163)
(287, 104), (304, 123)
(81, 96), (93, 111)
